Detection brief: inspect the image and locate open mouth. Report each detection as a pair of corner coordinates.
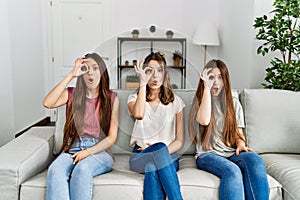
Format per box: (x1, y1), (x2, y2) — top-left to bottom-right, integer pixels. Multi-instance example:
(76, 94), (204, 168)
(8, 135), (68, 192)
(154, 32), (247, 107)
(211, 87), (219, 94)
(88, 78), (94, 84)
(150, 80), (159, 85)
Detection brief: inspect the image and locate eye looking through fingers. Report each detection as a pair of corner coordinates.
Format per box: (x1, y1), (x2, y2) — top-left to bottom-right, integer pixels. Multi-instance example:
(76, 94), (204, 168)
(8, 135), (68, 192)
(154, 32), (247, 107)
(145, 68), (153, 75)
(81, 63), (88, 72)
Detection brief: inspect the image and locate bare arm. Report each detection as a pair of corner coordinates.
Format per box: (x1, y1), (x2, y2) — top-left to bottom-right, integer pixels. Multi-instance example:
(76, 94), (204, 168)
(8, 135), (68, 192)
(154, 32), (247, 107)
(168, 110), (184, 154)
(196, 86), (212, 126)
(195, 68), (214, 126)
(128, 85), (147, 120)
(43, 57), (87, 108)
(128, 61), (153, 119)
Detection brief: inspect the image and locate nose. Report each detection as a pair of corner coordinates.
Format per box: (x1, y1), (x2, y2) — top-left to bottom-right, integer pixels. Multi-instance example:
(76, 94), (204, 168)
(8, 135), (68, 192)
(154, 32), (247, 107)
(87, 67), (93, 75)
(152, 69), (158, 77)
(214, 77), (219, 85)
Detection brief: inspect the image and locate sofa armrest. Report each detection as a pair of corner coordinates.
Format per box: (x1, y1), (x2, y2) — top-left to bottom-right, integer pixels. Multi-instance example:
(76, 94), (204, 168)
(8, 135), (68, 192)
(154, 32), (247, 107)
(0, 127), (55, 200)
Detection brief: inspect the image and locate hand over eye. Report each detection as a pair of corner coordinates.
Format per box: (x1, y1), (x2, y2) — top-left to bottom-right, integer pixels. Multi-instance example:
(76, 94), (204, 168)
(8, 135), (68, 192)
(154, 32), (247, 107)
(200, 68), (214, 89)
(71, 58), (89, 77)
(134, 60), (153, 86)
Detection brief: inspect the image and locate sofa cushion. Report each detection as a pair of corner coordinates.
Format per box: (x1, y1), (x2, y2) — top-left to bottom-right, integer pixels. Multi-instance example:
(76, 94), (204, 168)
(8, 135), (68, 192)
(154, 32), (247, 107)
(240, 89), (300, 154)
(0, 127), (55, 200)
(261, 154), (300, 200)
(53, 105), (65, 154)
(20, 154), (282, 200)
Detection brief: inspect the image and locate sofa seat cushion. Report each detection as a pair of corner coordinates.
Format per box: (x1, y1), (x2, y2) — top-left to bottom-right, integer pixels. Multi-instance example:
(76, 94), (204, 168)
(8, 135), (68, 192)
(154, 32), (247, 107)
(20, 154), (282, 200)
(261, 154), (300, 200)
(179, 155), (283, 200)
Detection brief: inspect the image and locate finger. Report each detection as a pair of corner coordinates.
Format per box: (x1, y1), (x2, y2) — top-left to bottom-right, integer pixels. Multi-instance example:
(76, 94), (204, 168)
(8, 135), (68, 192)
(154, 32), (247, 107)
(139, 59), (145, 68)
(236, 148), (240, 156)
(146, 143), (152, 146)
(206, 68), (213, 75)
(200, 73), (205, 81)
(75, 57), (84, 67)
(73, 156), (79, 164)
(134, 64), (140, 73)
(71, 152), (77, 158)
(144, 67), (153, 76)
(247, 147), (255, 152)
(137, 147), (144, 151)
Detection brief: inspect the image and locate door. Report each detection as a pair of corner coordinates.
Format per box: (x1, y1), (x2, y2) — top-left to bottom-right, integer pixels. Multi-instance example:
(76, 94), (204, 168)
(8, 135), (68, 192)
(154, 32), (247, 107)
(51, 0), (110, 86)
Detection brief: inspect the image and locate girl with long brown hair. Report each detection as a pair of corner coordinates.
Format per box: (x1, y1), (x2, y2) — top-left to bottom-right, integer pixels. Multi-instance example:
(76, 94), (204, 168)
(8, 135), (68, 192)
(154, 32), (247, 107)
(189, 60), (269, 200)
(43, 53), (119, 200)
(128, 52), (184, 200)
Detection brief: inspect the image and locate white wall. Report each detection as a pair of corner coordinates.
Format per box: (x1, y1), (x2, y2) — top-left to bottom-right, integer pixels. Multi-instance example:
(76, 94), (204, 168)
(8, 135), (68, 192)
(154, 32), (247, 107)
(104, 0), (222, 89)
(0, 0), (46, 146)
(0, 0), (15, 146)
(105, 0), (273, 90)
(0, 0), (275, 146)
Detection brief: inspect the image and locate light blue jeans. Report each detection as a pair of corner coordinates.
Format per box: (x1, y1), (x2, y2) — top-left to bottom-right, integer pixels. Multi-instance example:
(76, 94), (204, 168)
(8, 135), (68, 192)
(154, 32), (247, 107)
(129, 142), (183, 200)
(46, 138), (113, 200)
(196, 152), (269, 200)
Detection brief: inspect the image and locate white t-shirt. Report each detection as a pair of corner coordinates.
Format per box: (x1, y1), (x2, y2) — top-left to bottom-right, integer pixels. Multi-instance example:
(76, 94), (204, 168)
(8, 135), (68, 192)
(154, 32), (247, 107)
(195, 96), (245, 158)
(128, 92), (185, 149)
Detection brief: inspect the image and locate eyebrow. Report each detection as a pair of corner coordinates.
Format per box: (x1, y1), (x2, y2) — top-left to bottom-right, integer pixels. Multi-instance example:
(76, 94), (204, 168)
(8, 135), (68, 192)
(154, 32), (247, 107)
(90, 63), (99, 66)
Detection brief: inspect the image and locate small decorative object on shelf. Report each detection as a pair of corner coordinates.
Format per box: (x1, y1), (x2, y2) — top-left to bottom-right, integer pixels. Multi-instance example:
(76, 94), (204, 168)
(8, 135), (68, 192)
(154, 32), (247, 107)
(126, 75), (140, 90)
(132, 60), (137, 66)
(173, 50), (182, 67)
(124, 60), (129, 66)
(149, 25), (156, 33)
(166, 30), (174, 38)
(131, 29), (140, 38)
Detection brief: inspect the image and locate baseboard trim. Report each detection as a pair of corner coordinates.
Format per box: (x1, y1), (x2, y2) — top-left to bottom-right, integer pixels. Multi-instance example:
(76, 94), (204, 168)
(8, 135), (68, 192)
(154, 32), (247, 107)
(15, 117), (55, 138)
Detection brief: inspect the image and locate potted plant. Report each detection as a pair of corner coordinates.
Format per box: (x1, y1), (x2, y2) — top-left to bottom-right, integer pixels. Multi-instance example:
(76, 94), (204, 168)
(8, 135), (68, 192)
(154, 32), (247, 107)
(166, 30), (174, 39)
(253, 0), (300, 91)
(173, 50), (182, 67)
(131, 29), (140, 38)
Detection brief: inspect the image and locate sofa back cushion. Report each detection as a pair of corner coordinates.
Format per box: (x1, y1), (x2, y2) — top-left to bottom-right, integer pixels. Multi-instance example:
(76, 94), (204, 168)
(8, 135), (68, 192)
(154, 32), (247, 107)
(53, 105), (65, 154)
(240, 89), (300, 154)
(53, 89), (197, 155)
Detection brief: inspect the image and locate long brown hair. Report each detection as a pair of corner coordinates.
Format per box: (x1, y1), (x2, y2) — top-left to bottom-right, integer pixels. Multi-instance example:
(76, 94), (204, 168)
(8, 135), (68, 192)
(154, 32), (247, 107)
(61, 53), (112, 153)
(188, 60), (245, 150)
(142, 51), (174, 105)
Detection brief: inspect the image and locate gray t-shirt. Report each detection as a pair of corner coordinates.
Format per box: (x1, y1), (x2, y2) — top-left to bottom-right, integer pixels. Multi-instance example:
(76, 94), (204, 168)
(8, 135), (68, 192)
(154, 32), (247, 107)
(195, 96), (245, 158)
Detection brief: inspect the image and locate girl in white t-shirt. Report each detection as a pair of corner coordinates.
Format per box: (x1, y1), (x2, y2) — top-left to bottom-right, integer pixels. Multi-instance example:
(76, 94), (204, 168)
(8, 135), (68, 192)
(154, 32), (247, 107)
(127, 52), (184, 200)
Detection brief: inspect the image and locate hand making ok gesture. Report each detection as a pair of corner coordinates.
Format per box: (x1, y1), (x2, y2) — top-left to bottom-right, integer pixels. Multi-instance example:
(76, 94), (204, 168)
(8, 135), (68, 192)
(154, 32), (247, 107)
(134, 60), (154, 87)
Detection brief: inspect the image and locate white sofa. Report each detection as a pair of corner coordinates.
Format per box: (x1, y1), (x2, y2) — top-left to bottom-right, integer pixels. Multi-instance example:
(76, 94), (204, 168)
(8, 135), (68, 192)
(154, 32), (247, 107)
(0, 89), (299, 200)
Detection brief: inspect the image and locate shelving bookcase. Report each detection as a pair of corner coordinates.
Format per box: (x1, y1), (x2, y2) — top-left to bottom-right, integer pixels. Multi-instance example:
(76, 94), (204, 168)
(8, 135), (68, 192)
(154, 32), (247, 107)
(117, 37), (186, 89)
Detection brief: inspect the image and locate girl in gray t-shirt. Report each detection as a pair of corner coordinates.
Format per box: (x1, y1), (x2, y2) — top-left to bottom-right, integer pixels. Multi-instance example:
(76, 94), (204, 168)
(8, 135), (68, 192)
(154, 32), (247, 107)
(189, 59), (269, 200)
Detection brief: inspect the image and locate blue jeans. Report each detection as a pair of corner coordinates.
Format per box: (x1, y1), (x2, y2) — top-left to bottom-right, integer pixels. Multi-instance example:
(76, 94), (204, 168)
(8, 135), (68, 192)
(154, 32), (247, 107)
(46, 138), (113, 200)
(129, 142), (183, 200)
(196, 152), (269, 200)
